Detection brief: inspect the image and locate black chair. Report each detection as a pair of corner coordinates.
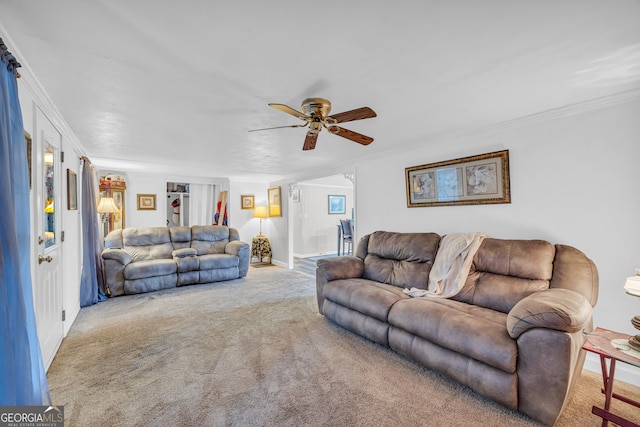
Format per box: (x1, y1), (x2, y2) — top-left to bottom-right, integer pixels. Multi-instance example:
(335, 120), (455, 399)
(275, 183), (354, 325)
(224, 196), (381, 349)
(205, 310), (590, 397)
(340, 219), (353, 255)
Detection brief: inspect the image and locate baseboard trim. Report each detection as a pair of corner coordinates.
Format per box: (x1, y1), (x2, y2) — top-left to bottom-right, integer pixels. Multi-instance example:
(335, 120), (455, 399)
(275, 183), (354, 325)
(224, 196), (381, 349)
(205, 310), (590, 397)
(271, 259), (288, 269)
(293, 252), (339, 259)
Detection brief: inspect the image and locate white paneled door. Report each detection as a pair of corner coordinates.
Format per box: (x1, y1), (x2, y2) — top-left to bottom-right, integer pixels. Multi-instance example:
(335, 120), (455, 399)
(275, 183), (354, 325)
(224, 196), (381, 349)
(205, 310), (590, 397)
(34, 107), (64, 369)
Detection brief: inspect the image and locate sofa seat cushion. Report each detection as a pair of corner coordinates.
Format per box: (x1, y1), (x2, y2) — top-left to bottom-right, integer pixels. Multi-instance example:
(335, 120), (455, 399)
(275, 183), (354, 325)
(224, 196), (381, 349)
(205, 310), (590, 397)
(124, 259), (177, 280)
(323, 278), (408, 322)
(388, 297), (516, 373)
(199, 253), (239, 270)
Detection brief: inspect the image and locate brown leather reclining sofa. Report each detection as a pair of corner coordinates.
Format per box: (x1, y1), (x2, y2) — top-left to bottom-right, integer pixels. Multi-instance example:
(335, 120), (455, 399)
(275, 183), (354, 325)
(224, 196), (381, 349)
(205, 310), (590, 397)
(316, 231), (598, 426)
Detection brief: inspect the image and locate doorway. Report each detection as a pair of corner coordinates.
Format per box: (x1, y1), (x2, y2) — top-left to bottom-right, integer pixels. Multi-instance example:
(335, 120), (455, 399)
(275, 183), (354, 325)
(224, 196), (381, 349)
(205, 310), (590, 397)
(291, 173), (354, 260)
(166, 182), (190, 227)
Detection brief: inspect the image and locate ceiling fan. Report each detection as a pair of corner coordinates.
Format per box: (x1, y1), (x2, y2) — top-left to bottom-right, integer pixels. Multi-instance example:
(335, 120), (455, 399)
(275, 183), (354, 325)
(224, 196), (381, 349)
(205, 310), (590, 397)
(249, 98), (377, 150)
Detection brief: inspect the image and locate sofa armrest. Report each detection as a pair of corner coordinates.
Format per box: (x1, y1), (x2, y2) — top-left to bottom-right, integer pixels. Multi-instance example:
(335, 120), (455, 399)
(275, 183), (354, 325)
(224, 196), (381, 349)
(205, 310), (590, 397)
(225, 240), (250, 278)
(172, 248), (197, 258)
(506, 288), (592, 339)
(316, 256), (364, 314)
(225, 240), (249, 256)
(102, 248), (132, 265)
(317, 256), (364, 281)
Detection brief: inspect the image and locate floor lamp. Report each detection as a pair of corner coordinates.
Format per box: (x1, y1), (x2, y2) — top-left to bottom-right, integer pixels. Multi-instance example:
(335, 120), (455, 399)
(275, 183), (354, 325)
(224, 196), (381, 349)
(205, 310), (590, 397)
(97, 196), (120, 237)
(253, 205), (268, 236)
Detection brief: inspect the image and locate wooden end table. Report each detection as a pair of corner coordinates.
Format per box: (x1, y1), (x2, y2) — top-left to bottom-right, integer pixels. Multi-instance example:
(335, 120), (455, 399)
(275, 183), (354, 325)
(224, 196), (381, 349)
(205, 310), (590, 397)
(582, 327), (640, 427)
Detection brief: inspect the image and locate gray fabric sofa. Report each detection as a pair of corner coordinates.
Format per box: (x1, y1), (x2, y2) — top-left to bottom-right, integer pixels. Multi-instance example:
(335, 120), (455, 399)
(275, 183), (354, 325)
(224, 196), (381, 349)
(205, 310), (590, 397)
(102, 225), (250, 296)
(316, 231), (599, 426)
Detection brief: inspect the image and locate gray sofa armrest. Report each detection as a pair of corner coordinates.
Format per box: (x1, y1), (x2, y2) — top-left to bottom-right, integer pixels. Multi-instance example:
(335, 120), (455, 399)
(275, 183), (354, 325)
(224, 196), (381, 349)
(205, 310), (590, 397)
(225, 240), (250, 278)
(225, 240), (248, 256)
(102, 249), (131, 297)
(317, 256), (364, 281)
(316, 256), (365, 314)
(102, 248), (132, 265)
(506, 288), (592, 339)
(172, 248), (197, 258)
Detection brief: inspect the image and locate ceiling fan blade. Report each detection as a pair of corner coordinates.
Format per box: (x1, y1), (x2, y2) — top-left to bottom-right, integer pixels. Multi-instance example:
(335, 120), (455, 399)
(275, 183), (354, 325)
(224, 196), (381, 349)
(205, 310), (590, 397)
(303, 132), (318, 151)
(248, 123), (307, 132)
(268, 103), (308, 120)
(328, 107), (376, 124)
(332, 126), (374, 145)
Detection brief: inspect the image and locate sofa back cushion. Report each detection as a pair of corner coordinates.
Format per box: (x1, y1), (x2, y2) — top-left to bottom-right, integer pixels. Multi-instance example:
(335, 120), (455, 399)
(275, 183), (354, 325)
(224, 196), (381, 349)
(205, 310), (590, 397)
(191, 225), (230, 255)
(104, 229), (123, 249)
(550, 244), (599, 307)
(122, 227), (173, 262)
(363, 231), (441, 289)
(169, 226), (192, 250)
(229, 227), (240, 242)
(453, 238), (555, 313)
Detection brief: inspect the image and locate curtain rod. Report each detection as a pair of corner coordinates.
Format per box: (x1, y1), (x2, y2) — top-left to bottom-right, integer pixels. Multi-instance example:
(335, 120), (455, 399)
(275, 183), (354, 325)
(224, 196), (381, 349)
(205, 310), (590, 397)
(0, 37), (22, 78)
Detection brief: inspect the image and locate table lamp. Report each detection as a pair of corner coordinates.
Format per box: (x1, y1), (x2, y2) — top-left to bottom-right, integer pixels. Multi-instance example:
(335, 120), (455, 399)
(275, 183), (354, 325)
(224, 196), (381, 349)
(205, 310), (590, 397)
(253, 205), (268, 236)
(623, 269), (640, 351)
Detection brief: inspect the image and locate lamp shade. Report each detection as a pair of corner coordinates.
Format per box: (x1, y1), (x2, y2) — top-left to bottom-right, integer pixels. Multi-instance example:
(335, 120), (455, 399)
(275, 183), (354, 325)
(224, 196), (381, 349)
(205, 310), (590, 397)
(97, 197), (120, 213)
(253, 205), (268, 219)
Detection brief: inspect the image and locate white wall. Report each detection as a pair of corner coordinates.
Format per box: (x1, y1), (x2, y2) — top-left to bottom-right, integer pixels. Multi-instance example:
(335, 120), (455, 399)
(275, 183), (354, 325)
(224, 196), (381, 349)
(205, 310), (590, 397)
(98, 170), (230, 229)
(229, 180), (269, 242)
(267, 180), (289, 267)
(356, 95), (640, 382)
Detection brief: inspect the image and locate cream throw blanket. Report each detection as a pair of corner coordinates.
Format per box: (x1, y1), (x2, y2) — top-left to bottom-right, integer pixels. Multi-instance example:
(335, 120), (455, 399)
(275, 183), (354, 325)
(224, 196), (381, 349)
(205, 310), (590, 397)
(403, 232), (487, 299)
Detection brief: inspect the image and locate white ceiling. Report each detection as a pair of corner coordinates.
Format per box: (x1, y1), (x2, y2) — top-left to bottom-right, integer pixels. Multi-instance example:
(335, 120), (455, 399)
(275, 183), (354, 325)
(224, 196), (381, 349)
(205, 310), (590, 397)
(1, 1), (640, 182)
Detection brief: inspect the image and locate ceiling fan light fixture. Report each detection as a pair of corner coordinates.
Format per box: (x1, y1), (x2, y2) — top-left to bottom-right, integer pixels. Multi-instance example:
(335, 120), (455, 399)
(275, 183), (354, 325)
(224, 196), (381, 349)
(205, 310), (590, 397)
(309, 121), (323, 133)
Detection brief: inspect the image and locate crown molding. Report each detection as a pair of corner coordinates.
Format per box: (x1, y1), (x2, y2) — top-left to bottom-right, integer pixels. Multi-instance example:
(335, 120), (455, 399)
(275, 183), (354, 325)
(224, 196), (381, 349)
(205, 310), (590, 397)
(484, 88), (640, 134)
(358, 88), (640, 166)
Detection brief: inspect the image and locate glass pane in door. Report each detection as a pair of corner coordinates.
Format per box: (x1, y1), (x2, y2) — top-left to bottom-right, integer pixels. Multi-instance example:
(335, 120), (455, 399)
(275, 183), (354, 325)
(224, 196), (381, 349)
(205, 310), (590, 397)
(43, 142), (55, 248)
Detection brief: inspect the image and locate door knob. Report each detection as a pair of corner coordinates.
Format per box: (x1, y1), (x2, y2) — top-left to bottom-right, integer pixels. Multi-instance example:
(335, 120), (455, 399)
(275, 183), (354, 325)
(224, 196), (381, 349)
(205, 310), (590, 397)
(38, 255), (52, 264)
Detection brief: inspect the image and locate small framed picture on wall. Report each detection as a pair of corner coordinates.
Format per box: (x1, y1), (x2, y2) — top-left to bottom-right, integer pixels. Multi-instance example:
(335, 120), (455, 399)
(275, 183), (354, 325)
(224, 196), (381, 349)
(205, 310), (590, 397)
(241, 194), (255, 210)
(137, 194), (157, 210)
(328, 195), (346, 215)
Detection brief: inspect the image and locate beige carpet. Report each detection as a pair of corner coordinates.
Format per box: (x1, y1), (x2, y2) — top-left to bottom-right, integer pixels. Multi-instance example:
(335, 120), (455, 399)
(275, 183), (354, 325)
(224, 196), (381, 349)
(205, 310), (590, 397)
(47, 267), (640, 426)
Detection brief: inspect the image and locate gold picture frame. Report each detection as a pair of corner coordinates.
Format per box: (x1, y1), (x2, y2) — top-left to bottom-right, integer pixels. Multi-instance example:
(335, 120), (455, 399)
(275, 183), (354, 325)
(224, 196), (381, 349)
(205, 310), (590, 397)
(137, 193), (157, 210)
(241, 194), (255, 210)
(268, 186), (281, 217)
(406, 150), (510, 207)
